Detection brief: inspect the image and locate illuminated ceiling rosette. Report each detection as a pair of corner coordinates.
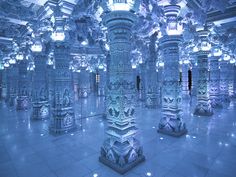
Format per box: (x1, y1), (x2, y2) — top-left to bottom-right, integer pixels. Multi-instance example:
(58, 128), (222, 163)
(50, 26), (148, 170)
(101, 0), (141, 12)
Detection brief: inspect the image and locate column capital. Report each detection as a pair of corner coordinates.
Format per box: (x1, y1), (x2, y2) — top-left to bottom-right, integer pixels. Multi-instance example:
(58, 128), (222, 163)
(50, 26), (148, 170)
(159, 35), (183, 46)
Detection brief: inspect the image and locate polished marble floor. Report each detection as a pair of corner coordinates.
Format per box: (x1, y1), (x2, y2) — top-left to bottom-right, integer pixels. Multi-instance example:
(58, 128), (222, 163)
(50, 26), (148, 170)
(0, 96), (236, 177)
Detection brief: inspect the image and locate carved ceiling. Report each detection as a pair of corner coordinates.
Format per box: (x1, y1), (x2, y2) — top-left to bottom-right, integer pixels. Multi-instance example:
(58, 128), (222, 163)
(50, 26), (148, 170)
(0, 0), (235, 55)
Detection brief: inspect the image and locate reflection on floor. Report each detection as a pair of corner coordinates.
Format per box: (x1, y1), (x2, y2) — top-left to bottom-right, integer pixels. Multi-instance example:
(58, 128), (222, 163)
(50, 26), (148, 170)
(0, 96), (236, 177)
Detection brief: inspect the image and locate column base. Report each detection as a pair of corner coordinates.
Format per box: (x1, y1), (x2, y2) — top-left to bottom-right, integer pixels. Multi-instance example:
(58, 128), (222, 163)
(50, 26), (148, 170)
(210, 97), (223, 109)
(31, 101), (50, 120)
(158, 113), (187, 137)
(99, 155), (145, 175)
(100, 139), (145, 174)
(157, 128), (188, 137)
(16, 96), (30, 110)
(145, 93), (158, 109)
(194, 102), (213, 116)
(49, 107), (77, 135)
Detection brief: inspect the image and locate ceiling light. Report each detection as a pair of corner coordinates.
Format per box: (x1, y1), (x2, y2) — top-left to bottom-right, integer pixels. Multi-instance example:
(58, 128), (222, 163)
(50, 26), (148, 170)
(51, 31), (65, 41)
(31, 40), (43, 52)
(16, 52), (24, 61)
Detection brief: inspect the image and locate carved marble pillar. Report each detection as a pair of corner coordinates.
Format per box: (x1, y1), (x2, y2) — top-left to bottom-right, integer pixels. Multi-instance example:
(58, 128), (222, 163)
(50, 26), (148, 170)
(0, 70), (2, 99)
(220, 60), (230, 103)
(158, 35), (187, 136)
(6, 65), (18, 106)
(182, 63), (190, 98)
(97, 69), (106, 96)
(191, 62), (198, 97)
(99, 11), (145, 174)
(49, 43), (76, 134)
(28, 70), (34, 102)
(233, 65), (236, 97)
(228, 63), (234, 97)
(145, 34), (158, 108)
(138, 64), (146, 101)
(157, 67), (163, 106)
(194, 51), (213, 116)
(90, 72), (96, 93)
(1, 69), (7, 100)
(78, 68), (91, 98)
(6, 68), (11, 103)
(16, 60), (30, 110)
(47, 65), (54, 104)
(72, 72), (79, 101)
(31, 54), (50, 120)
(209, 56), (222, 108)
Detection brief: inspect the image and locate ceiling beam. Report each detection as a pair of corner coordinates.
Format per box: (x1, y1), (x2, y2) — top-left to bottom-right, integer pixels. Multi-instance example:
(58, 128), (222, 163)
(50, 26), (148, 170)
(22, 0), (48, 6)
(2, 17), (28, 26)
(207, 5), (236, 25)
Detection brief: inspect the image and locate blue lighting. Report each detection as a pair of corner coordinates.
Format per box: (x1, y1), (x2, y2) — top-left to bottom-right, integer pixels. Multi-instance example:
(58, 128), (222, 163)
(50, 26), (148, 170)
(0, 0), (236, 176)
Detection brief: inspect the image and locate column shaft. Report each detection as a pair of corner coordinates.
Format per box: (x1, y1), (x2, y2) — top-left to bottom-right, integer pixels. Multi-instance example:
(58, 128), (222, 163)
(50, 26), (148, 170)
(6, 65), (18, 106)
(209, 56), (222, 108)
(158, 35), (187, 137)
(49, 43), (76, 134)
(78, 69), (90, 98)
(194, 51), (213, 116)
(182, 64), (190, 98)
(97, 70), (106, 96)
(220, 60), (230, 102)
(16, 60), (30, 110)
(31, 54), (50, 120)
(145, 34), (158, 108)
(191, 63), (198, 97)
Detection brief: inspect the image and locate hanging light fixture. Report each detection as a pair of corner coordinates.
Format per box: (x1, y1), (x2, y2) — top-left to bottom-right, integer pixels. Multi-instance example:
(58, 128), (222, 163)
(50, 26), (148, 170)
(106, 0), (136, 11)
(212, 47), (222, 57)
(183, 59), (190, 64)
(16, 51), (24, 61)
(9, 56), (16, 64)
(81, 39), (88, 46)
(31, 34), (43, 52)
(131, 63), (137, 69)
(193, 45), (199, 52)
(223, 53), (230, 61)
(3, 60), (10, 68)
(230, 58), (235, 64)
(159, 61), (165, 67)
(50, 7), (66, 42)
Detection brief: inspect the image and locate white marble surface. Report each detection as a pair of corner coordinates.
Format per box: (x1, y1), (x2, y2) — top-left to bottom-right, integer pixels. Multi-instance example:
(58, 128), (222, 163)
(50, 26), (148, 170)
(0, 96), (236, 177)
